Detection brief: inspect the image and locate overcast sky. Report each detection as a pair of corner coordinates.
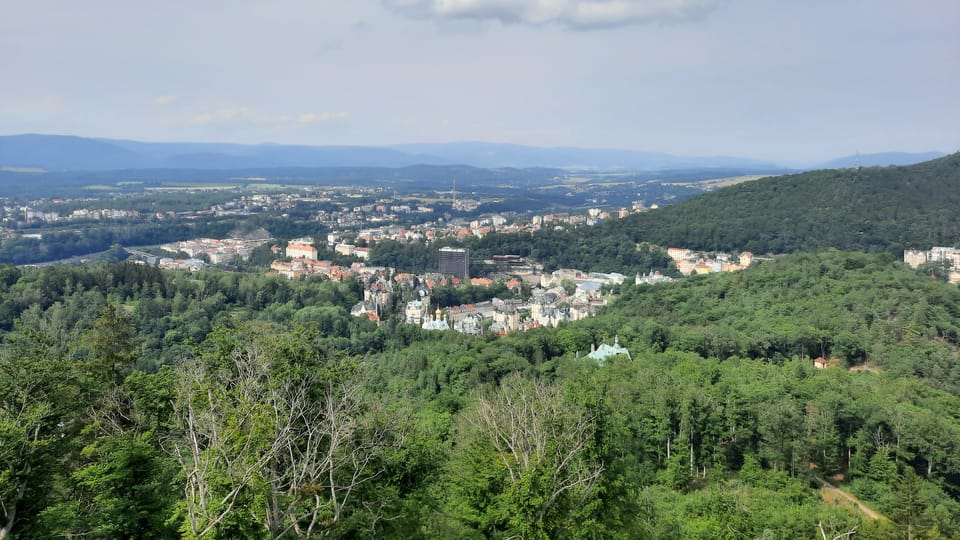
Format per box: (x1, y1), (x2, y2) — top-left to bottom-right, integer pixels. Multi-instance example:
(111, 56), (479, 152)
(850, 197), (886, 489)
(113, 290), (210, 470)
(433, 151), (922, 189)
(1, 0), (957, 163)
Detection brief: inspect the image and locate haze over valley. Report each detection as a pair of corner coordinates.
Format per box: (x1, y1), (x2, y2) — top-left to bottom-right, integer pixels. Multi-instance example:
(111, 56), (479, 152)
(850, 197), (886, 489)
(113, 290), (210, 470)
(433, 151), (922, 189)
(1, 2), (959, 539)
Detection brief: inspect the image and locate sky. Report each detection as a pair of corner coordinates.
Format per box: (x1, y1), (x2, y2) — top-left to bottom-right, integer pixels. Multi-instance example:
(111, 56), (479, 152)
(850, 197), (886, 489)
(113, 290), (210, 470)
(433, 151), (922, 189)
(1, 0), (957, 163)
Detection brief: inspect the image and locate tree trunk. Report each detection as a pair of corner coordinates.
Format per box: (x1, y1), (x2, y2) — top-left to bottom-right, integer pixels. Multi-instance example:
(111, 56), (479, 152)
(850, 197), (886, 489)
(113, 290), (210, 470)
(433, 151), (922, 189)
(0, 479), (26, 540)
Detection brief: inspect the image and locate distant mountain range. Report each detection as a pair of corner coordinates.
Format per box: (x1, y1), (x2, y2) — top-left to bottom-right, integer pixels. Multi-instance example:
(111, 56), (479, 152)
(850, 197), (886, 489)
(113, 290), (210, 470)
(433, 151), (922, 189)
(1, 133), (942, 172)
(0, 134), (442, 171)
(817, 151), (947, 169)
(601, 152), (960, 254)
(390, 141), (782, 170)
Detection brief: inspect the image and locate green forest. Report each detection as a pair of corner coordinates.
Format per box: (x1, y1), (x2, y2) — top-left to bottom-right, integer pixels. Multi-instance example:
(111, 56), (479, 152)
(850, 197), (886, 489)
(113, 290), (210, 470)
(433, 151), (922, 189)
(2, 250), (960, 538)
(592, 153), (960, 255)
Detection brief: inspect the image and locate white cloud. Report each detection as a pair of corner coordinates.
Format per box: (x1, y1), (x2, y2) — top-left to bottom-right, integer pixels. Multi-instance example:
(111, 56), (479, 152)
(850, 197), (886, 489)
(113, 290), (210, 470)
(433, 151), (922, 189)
(151, 95), (178, 107)
(189, 107), (349, 127)
(298, 111), (350, 124)
(383, 0), (727, 29)
(191, 106), (259, 125)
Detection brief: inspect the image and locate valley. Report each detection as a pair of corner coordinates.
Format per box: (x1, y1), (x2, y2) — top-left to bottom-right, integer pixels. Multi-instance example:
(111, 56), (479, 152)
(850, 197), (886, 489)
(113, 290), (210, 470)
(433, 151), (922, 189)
(0, 152), (958, 538)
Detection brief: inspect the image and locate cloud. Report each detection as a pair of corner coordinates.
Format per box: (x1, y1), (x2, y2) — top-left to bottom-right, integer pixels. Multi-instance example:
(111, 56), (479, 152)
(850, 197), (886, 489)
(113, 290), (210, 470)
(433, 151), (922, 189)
(189, 107), (349, 127)
(382, 0), (727, 29)
(191, 106), (259, 125)
(151, 95), (178, 107)
(298, 111), (350, 124)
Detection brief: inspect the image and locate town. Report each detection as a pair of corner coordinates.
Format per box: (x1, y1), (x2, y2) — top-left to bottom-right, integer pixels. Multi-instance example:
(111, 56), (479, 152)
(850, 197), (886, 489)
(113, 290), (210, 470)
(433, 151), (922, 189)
(2, 182), (756, 336)
(2, 179), (761, 337)
(263, 238), (751, 336)
(0, 180), (761, 338)
(1, 180), (653, 246)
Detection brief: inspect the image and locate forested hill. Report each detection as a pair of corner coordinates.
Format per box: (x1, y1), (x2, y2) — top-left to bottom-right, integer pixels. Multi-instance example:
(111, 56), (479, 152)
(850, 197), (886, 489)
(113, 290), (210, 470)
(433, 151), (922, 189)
(607, 152), (960, 254)
(606, 250), (960, 391)
(2, 253), (960, 537)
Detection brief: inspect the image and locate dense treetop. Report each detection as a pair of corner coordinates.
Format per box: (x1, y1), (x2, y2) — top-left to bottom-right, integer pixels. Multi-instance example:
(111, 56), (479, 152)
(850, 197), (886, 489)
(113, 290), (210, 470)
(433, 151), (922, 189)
(1, 250), (959, 537)
(607, 250), (960, 392)
(601, 152), (960, 254)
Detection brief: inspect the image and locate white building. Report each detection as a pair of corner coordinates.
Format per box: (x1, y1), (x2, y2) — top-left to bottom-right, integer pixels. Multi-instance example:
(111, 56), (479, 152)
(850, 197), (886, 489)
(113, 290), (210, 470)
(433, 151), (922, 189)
(405, 300), (428, 325)
(286, 242), (318, 260)
(335, 243), (356, 257)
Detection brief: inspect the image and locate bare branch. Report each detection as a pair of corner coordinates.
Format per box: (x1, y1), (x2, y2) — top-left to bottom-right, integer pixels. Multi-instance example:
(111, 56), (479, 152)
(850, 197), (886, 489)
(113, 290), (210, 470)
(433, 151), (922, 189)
(169, 336), (405, 538)
(463, 375), (603, 524)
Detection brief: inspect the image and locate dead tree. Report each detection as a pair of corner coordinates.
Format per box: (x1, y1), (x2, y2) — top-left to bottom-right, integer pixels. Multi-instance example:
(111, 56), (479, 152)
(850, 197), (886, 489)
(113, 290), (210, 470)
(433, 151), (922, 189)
(169, 336), (404, 538)
(465, 374), (603, 522)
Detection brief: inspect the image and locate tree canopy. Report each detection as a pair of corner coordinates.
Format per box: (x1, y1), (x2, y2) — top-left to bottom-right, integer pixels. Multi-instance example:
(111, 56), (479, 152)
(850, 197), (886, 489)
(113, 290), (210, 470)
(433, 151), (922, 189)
(591, 152), (960, 254)
(1, 251), (959, 538)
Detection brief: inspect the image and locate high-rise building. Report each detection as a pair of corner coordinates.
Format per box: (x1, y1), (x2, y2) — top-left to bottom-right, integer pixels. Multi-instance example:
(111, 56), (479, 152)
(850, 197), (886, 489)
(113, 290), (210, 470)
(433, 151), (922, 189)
(439, 247), (469, 279)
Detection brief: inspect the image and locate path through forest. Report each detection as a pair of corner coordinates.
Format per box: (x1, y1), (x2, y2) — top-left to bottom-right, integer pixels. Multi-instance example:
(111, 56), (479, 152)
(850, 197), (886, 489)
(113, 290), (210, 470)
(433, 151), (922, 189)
(818, 477), (884, 520)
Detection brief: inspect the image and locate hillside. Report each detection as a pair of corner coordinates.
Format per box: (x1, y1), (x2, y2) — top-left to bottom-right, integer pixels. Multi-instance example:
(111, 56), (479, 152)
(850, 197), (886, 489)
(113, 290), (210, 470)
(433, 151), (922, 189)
(609, 152), (960, 254)
(2, 253), (959, 537)
(606, 250), (960, 391)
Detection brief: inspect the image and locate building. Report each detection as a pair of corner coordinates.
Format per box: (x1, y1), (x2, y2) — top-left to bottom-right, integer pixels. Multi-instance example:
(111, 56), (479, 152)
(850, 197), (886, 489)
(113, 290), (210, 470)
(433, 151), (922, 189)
(904, 247), (960, 270)
(903, 247), (960, 283)
(439, 246), (469, 279)
(286, 242), (318, 260)
(904, 249), (928, 268)
(422, 307), (450, 331)
(335, 243), (356, 257)
(587, 335), (632, 363)
(636, 271), (675, 285)
(405, 299), (429, 325)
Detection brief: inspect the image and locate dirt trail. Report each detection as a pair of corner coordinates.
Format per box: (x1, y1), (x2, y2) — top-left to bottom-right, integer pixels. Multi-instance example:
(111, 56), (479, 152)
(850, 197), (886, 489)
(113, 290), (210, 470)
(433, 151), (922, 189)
(818, 477), (884, 520)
